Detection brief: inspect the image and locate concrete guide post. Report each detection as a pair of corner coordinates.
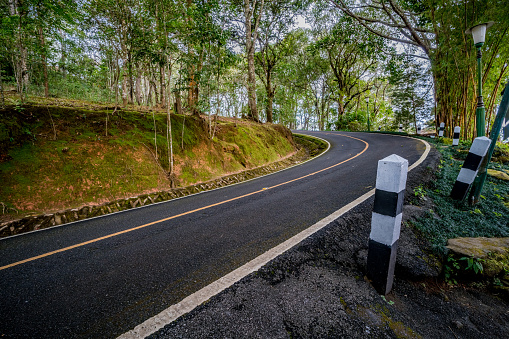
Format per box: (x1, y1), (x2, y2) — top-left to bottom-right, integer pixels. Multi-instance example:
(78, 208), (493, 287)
(439, 122), (445, 137)
(367, 154), (408, 295)
(450, 136), (491, 201)
(452, 126), (461, 146)
(399, 124), (403, 133)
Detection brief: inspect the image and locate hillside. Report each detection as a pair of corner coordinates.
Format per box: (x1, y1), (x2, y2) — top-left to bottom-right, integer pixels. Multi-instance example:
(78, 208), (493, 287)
(0, 96), (299, 224)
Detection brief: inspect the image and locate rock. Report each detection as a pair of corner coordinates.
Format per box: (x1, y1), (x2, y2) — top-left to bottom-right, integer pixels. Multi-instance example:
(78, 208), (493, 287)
(487, 169), (509, 181)
(452, 320), (464, 329)
(446, 237), (509, 259)
(402, 205), (426, 222)
(54, 214), (62, 225)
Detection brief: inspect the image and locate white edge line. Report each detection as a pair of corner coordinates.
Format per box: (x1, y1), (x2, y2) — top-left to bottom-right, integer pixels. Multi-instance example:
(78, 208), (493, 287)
(118, 135), (431, 339)
(1, 133), (331, 242)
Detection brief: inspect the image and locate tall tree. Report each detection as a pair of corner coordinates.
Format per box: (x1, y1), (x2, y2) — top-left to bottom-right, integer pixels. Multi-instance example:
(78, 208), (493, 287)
(243, 0), (265, 121)
(255, 0), (303, 123)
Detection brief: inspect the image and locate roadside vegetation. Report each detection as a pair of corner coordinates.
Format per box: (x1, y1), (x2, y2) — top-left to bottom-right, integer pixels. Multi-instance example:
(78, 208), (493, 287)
(2, 1), (508, 137)
(411, 138), (509, 254)
(0, 95), (296, 220)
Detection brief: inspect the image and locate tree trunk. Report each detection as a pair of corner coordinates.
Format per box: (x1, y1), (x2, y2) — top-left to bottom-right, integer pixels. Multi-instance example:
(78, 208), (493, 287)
(38, 26), (49, 98)
(10, 0), (28, 98)
(175, 86), (183, 115)
(122, 63), (128, 107)
(246, 37), (258, 121)
(59, 29), (66, 77)
(244, 0), (264, 122)
(0, 68), (5, 108)
(266, 74), (274, 123)
(160, 65), (166, 108)
(128, 51), (134, 104)
(135, 65), (142, 105)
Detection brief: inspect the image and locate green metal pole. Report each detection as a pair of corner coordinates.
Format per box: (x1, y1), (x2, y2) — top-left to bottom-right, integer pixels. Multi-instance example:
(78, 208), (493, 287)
(469, 82), (509, 205)
(475, 45), (486, 137)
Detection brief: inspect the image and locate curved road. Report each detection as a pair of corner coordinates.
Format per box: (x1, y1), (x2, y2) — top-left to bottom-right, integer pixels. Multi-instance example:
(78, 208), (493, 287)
(0, 132), (427, 338)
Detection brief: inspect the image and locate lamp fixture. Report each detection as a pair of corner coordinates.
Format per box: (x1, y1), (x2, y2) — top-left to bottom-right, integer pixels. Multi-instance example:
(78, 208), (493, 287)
(465, 22), (494, 47)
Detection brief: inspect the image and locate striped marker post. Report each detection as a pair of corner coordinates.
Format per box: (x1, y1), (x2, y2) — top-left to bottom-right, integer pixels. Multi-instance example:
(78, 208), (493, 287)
(438, 122), (445, 137)
(378, 126), (381, 131)
(367, 154), (408, 295)
(399, 124), (403, 133)
(452, 126), (461, 146)
(450, 136), (491, 201)
(417, 126), (421, 134)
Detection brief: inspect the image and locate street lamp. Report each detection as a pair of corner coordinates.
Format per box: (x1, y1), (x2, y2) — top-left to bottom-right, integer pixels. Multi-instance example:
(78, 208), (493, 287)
(365, 97), (370, 131)
(465, 21), (494, 137)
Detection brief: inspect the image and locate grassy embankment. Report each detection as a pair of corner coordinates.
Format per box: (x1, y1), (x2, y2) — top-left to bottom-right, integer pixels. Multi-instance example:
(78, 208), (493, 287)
(0, 96), (297, 221)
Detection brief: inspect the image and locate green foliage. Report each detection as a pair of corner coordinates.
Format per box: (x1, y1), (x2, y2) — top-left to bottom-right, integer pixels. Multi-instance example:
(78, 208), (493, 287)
(414, 184), (426, 199)
(460, 256), (484, 274)
(0, 102), (296, 215)
(444, 255), (484, 285)
(444, 256), (460, 285)
(413, 141), (509, 254)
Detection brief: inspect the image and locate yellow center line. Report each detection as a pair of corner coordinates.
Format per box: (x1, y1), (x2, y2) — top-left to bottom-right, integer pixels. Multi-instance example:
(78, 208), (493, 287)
(0, 134), (368, 272)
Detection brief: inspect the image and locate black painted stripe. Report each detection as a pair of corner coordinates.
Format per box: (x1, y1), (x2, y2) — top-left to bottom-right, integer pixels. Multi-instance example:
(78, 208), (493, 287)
(373, 189), (404, 217)
(367, 239), (398, 295)
(450, 180), (471, 200)
(463, 153), (483, 171)
(453, 132), (460, 139)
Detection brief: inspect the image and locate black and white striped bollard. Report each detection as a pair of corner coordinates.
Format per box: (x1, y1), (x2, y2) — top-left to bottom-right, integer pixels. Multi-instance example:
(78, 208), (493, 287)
(452, 126), (460, 146)
(450, 136), (491, 201)
(417, 126), (421, 134)
(367, 154), (408, 295)
(378, 126), (381, 131)
(438, 122), (445, 137)
(399, 124), (403, 133)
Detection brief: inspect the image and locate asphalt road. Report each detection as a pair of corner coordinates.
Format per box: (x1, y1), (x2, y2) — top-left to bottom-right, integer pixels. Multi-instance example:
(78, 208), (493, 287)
(0, 131), (427, 338)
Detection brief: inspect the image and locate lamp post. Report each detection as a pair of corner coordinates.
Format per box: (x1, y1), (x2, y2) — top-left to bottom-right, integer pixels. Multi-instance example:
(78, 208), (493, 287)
(465, 22), (494, 137)
(365, 97), (370, 131)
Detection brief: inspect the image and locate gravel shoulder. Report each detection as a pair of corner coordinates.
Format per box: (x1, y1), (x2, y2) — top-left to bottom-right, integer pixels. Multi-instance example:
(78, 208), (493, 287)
(148, 146), (509, 339)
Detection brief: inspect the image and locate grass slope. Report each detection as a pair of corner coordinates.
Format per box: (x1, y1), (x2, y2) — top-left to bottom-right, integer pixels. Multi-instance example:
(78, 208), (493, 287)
(0, 96), (296, 219)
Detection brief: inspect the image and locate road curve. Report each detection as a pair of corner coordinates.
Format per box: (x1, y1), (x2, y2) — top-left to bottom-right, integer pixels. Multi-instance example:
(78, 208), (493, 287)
(0, 132), (428, 338)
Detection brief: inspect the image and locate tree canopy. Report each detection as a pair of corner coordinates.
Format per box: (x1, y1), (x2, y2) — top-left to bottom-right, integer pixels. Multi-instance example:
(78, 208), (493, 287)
(1, 0), (507, 138)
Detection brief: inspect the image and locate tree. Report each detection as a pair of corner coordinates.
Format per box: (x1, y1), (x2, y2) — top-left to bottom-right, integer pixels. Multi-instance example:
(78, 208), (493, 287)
(330, 0), (509, 139)
(389, 57), (431, 133)
(254, 0), (305, 123)
(308, 14), (386, 122)
(243, 0), (265, 121)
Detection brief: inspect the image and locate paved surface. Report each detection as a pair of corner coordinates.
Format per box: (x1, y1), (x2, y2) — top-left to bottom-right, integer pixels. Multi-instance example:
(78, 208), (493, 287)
(0, 132), (425, 338)
(148, 146), (509, 339)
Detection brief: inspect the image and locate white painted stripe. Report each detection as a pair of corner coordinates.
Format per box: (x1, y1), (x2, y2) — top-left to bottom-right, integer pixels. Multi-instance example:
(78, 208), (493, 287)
(452, 126), (460, 146)
(117, 136), (431, 339)
(457, 168), (477, 184)
(117, 189), (377, 339)
(369, 212), (402, 246)
(375, 154), (408, 193)
(469, 136), (491, 157)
